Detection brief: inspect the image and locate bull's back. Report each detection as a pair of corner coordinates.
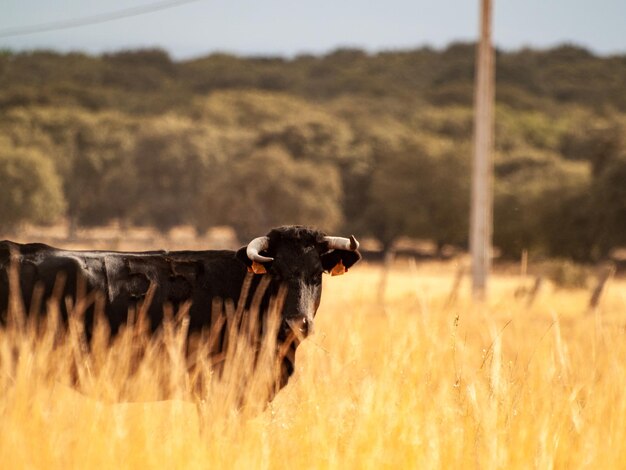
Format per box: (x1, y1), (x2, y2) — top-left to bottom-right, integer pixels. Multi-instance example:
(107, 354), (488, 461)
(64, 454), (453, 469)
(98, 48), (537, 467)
(0, 240), (87, 325)
(0, 241), (247, 335)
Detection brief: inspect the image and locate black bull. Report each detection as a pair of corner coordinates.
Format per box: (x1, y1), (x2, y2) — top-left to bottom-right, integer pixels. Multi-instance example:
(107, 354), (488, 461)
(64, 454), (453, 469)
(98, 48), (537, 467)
(0, 226), (361, 394)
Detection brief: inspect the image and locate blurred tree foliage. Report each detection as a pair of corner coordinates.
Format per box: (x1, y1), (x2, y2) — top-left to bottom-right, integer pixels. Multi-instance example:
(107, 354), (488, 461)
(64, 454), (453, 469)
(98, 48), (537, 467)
(494, 150), (592, 260)
(355, 133), (469, 251)
(1, 44), (626, 260)
(130, 118), (216, 231)
(201, 145), (342, 241)
(0, 142), (65, 230)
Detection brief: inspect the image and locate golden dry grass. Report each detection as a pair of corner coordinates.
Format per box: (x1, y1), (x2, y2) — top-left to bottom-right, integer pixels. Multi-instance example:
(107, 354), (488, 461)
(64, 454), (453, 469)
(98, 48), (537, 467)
(1, 260), (626, 469)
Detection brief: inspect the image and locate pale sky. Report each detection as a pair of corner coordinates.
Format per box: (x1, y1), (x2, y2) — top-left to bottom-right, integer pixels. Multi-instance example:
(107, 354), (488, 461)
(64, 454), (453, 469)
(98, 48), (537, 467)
(1, 0), (625, 59)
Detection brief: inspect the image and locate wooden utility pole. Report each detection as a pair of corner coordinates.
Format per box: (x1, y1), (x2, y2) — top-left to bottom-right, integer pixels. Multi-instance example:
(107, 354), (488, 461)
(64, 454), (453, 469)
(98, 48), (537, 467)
(470, 0), (495, 301)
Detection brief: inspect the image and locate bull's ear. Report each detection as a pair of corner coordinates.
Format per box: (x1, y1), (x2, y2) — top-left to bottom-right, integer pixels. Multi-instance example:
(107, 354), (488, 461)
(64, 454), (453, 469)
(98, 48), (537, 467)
(321, 250), (361, 276)
(236, 247), (269, 274)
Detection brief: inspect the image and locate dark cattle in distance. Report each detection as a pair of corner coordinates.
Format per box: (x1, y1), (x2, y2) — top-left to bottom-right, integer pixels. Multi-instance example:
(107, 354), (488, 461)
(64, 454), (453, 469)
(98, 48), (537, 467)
(0, 225), (361, 397)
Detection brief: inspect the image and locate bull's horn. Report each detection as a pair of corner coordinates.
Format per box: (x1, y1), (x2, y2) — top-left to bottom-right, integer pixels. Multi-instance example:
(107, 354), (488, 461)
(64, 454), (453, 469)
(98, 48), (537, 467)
(324, 235), (360, 251)
(246, 236), (274, 263)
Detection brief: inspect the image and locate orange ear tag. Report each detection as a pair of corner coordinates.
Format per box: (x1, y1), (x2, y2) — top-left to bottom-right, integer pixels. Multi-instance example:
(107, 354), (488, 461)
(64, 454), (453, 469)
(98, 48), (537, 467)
(330, 260), (346, 276)
(251, 261), (267, 274)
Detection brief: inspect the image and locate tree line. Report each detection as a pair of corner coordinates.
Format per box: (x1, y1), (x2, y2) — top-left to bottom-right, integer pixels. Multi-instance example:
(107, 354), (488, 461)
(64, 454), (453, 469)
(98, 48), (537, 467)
(0, 44), (625, 261)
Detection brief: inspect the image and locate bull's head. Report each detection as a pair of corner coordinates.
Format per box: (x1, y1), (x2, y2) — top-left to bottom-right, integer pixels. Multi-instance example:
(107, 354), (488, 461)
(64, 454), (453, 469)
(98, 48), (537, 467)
(236, 226), (361, 342)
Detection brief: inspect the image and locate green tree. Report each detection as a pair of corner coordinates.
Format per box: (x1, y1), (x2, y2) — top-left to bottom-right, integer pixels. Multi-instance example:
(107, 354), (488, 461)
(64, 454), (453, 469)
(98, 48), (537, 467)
(66, 116), (137, 230)
(130, 118), (217, 232)
(538, 185), (595, 261)
(0, 107), (139, 231)
(0, 144), (66, 230)
(361, 134), (468, 252)
(591, 154), (626, 258)
(494, 150), (591, 259)
(201, 145), (342, 242)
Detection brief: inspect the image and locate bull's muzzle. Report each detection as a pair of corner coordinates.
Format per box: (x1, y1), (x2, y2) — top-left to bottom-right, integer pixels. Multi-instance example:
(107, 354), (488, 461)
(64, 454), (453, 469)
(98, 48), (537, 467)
(284, 316), (314, 340)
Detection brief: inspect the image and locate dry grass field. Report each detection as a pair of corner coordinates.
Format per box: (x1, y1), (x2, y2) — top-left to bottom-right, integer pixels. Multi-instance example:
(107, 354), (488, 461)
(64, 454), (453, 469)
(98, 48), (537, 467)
(1, 258), (626, 469)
